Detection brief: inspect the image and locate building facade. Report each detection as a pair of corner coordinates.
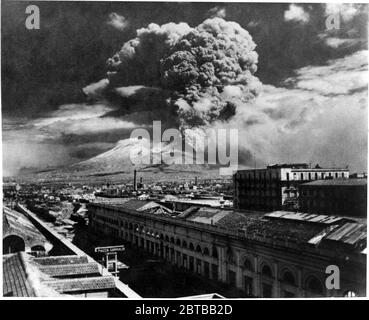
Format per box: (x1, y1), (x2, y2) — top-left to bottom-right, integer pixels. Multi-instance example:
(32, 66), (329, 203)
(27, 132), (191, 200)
(87, 203), (366, 298)
(299, 179), (367, 217)
(233, 164), (349, 211)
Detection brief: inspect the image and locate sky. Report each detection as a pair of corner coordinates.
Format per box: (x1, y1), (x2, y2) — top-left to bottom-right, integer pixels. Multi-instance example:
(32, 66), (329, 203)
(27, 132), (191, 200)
(1, 1), (368, 177)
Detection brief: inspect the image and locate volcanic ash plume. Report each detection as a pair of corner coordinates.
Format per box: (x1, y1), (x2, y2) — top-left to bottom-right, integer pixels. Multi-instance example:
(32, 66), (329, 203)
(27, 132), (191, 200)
(87, 17), (261, 130)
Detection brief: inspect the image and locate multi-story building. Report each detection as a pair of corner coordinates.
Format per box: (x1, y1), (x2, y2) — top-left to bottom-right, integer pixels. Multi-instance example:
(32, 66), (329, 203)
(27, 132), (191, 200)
(299, 179), (367, 217)
(87, 202), (366, 298)
(233, 164), (349, 211)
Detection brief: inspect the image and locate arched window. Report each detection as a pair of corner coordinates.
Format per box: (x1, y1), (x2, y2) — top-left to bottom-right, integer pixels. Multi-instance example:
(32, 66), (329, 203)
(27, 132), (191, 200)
(176, 239), (181, 246)
(282, 270), (295, 285)
(306, 276), (323, 295)
(170, 237), (175, 244)
(261, 264), (273, 278)
(189, 243), (195, 251)
(196, 245), (202, 253)
(182, 240), (187, 248)
(243, 258), (253, 271)
(203, 247), (210, 256)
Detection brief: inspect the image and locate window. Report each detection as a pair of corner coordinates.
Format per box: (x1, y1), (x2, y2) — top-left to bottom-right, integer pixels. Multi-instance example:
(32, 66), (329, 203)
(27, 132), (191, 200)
(300, 173), (304, 180)
(228, 270), (236, 286)
(182, 254), (188, 268)
(261, 265), (273, 278)
(204, 262), (210, 278)
(243, 258), (253, 271)
(308, 172), (311, 180)
(196, 259), (202, 273)
(286, 173), (290, 181)
(189, 257), (194, 272)
(212, 264), (218, 280)
(262, 283), (273, 298)
(227, 248), (236, 265)
(282, 271), (295, 286)
(244, 276), (253, 297)
(306, 276), (323, 295)
(212, 247), (218, 259)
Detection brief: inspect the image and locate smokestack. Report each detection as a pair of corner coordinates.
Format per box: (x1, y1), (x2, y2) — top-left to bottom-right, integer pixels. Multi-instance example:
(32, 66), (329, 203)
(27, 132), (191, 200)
(133, 169), (137, 191)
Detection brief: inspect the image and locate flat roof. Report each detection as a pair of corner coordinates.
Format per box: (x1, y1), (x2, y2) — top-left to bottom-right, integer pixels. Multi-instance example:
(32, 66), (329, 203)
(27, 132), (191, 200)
(302, 179), (367, 187)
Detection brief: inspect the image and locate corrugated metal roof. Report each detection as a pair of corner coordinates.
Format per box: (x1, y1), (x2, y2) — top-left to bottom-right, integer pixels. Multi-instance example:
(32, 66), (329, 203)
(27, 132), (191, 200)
(46, 276), (116, 293)
(38, 262), (100, 277)
(3, 253), (36, 297)
(325, 223), (366, 245)
(265, 211), (345, 225)
(33, 255), (89, 266)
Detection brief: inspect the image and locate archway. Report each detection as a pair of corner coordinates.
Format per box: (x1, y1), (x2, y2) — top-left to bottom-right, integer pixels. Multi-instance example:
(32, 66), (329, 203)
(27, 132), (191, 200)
(3, 235), (25, 254)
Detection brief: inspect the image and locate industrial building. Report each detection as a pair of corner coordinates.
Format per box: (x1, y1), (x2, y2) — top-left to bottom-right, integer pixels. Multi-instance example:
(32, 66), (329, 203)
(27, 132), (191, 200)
(88, 201), (366, 298)
(299, 179), (367, 217)
(233, 164), (349, 211)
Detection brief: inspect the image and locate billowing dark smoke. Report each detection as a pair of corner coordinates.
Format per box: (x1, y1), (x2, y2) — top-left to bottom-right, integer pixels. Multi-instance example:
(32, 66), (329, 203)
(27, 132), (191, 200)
(87, 18), (261, 130)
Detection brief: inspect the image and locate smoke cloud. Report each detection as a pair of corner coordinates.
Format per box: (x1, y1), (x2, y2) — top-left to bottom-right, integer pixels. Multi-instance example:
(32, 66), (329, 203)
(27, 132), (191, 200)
(86, 18), (261, 130)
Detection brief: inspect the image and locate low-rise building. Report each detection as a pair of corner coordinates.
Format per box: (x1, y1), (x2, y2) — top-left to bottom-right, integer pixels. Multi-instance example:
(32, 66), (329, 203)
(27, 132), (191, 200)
(88, 201), (366, 298)
(299, 179), (367, 217)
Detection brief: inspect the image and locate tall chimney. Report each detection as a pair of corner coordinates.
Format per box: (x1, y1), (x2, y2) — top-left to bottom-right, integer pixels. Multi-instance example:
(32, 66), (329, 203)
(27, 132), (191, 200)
(133, 169), (137, 191)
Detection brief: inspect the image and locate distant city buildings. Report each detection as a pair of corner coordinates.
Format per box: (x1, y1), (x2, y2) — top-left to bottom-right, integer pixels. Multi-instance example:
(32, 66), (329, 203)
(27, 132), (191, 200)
(3, 161), (366, 298)
(233, 163), (350, 211)
(299, 179), (367, 217)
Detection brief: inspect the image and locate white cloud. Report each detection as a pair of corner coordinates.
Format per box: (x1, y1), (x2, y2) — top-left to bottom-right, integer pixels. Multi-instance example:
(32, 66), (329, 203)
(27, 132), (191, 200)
(208, 6), (226, 19)
(222, 50), (367, 172)
(289, 50), (368, 96)
(107, 12), (129, 31)
(325, 3), (360, 22)
(284, 4), (310, 23)
(34, 103), (113, 127)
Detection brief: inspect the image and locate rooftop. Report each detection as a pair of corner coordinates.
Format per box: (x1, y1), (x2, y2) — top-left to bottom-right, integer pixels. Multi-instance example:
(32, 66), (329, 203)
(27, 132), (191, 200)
(45, 276), (116, 293)
(3, 252), (116, 297)
(38, 262), (101, 277)
(3, 253), (37, 297)
(3, 207), (49, 246)
(32, 255), (89, 266)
